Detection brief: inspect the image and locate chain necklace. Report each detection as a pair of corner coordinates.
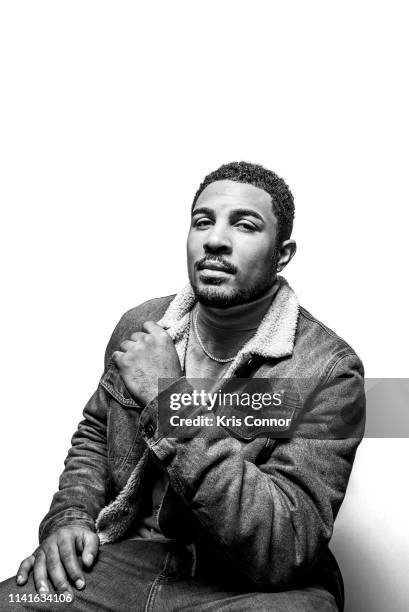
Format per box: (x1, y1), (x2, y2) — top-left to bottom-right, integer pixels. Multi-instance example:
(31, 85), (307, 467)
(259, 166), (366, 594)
(192, 311), (236, 363)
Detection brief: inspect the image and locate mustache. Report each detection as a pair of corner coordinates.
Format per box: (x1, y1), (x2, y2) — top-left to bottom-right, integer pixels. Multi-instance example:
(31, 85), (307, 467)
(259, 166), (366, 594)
(196, 256), (237, 274)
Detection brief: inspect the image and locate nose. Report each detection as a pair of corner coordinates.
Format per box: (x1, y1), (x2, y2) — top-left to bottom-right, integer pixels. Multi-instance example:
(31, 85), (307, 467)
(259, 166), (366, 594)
(203, 223), (232, 254)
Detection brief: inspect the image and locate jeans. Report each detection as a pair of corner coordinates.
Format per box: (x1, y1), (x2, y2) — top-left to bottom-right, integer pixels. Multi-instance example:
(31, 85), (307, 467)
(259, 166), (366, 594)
(0, 539), (338, 611)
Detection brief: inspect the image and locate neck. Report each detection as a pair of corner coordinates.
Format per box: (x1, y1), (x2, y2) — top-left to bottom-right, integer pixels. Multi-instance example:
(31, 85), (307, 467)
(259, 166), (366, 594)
(197, 279), (280, 332)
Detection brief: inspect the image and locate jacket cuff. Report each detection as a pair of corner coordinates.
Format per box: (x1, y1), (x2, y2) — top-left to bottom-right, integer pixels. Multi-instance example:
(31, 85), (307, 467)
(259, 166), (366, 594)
(139, 377), (230, 462)
(38, 509), (96, 543)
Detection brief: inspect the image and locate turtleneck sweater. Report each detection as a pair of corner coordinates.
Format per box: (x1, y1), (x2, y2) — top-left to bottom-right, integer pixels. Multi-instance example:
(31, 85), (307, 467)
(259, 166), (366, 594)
(185, 279), (280, 382)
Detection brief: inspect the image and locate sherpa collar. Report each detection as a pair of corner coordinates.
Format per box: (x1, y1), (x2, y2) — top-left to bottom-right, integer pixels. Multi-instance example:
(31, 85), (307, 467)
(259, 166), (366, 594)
(157, 276), (299, 377)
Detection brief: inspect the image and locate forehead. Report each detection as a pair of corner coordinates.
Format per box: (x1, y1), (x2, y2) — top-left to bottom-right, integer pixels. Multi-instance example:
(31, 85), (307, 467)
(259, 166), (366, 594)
(194, 179), (273, 215)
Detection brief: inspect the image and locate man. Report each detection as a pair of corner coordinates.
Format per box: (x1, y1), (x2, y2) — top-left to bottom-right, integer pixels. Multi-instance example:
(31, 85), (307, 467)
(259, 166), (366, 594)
(1, 161), (365, 611)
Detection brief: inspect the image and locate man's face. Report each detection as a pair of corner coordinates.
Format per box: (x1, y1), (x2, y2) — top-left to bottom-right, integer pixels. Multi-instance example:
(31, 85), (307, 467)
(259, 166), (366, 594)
(187, 179), (280, 308)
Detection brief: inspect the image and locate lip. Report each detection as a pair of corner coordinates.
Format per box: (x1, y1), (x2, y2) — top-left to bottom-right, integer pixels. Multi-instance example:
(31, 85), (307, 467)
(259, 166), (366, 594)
(199, 268), (231, 279)
(198, 262), (233, 273)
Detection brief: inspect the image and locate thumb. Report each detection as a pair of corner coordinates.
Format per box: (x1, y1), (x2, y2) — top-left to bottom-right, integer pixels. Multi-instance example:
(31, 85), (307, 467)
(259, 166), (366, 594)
(80, 531), (99, 567)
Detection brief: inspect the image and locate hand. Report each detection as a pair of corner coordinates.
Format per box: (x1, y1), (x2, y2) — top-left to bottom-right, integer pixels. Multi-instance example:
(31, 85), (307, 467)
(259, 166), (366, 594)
(112, 321), (182, 406)
(16, 525), (99, 595)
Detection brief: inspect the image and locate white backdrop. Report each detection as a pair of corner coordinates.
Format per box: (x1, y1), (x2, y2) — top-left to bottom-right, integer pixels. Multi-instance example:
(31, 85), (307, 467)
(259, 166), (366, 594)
(0, 2), (408, 611)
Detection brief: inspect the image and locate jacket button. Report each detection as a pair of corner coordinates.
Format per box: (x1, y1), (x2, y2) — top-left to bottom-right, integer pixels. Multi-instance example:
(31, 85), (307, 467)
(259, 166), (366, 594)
(144, 423), (155, 438)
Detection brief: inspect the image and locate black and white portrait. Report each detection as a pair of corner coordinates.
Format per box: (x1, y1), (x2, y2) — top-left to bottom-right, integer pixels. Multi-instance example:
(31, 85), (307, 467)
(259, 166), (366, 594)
(0, 3), (408, 612)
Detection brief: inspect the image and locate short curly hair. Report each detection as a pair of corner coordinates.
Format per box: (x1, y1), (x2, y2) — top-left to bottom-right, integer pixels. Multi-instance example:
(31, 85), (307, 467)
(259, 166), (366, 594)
(192, 161), (295, 243)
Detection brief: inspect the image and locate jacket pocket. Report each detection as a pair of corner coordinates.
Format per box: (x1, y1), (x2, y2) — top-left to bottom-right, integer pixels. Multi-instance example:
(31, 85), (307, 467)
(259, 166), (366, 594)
(100, 366), (145, 471)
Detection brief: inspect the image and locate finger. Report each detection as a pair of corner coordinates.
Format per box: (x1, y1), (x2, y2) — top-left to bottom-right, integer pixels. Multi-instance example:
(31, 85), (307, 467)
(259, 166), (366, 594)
(33, 550), (51, 594)
(142, 320), (163, 335)
(111, 350), (124, 364)
(57, 535), (85, 590)
(45, 545), (72, 595)
(80, 532), (99, 568)
(16, 554), (35, 585)
(119, 339), (137, 352)
(130, 331), (146, 342)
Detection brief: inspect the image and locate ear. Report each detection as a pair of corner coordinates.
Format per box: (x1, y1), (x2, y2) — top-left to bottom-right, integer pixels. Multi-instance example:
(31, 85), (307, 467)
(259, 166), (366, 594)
(276, 240), (297, 273)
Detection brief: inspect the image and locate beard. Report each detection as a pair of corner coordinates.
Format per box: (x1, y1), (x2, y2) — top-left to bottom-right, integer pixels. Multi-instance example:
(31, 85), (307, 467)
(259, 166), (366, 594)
(191, 249), (279, 309)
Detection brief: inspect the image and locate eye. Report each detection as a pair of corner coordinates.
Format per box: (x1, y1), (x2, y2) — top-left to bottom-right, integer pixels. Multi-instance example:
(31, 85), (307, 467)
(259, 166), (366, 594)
(193, 217), (213, 228)
(235, 221), (257, 231)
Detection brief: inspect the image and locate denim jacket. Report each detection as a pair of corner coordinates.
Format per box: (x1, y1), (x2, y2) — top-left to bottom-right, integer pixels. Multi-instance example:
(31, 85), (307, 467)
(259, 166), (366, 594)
(38, 277), (365, 608)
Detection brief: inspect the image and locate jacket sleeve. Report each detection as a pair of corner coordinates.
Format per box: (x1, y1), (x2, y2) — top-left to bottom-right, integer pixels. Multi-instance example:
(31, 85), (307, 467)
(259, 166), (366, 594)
(38, 318), (125, 543)
(143, 352), (365, 589)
